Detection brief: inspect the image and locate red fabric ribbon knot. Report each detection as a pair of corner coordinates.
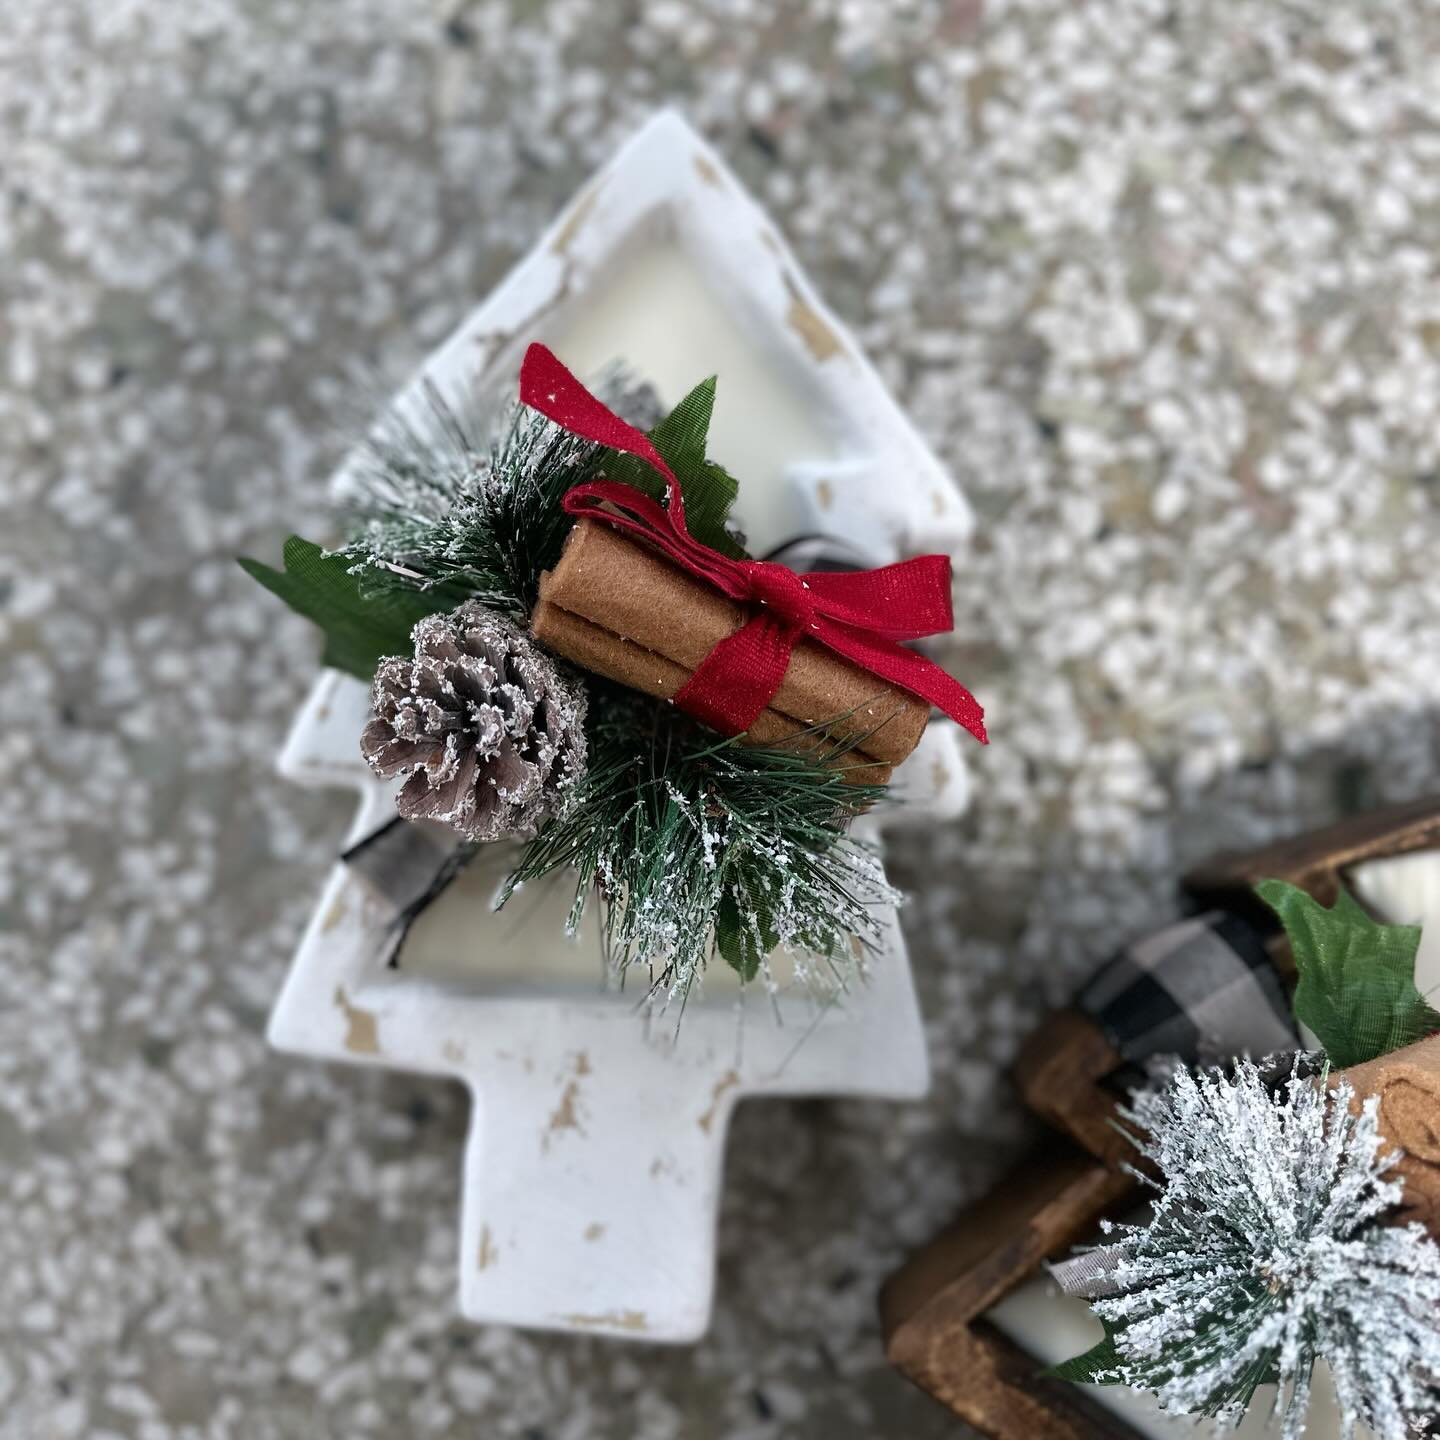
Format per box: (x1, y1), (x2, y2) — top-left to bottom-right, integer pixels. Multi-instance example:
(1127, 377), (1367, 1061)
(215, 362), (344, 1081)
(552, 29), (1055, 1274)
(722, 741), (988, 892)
(520, 343), (987, 746)
(745, 562), (818, 632)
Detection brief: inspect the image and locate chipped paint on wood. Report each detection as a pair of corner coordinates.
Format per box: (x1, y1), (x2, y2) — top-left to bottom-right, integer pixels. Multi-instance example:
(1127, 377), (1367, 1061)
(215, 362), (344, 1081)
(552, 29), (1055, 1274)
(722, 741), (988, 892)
(333, 986), (379, 1054)
(783, 273), (844, 361)
(477, 1225), (498, 1270)
(698, 1069), (741, 1134)
(545, 1078), (586, 1145)
(321, 889), (348, 933)
(559, 1309), (649, 1333)
(551, 184), (602, 257)
(694, 153), (723, 187)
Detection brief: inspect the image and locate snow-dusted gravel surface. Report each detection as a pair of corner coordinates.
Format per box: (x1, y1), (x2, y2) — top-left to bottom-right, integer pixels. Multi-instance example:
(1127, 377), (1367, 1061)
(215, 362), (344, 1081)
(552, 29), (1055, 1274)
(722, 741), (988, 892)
(5, 2), (1440, 1435)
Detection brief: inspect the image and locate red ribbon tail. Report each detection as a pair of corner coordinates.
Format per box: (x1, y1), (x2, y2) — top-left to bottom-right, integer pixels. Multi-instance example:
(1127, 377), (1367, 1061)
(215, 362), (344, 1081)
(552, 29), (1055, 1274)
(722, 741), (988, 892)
(819, 625), (988, 744)
(803, 556), (955, 637)
(519, 343), (682, 499)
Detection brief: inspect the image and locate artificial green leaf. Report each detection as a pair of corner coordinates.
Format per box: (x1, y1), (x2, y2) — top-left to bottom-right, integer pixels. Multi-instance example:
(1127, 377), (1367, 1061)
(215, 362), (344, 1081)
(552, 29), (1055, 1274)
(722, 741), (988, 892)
(649, 373), (717, 480)
(1049, 1316), (1123, 1385)
(604, 376), (747, 558)
(1256, 878), (1440, 1067)
(714, 887), (779, 981)
(238, 536), (449, 679)
(688, 460), (747, 558)
(650, 379), (744, 557)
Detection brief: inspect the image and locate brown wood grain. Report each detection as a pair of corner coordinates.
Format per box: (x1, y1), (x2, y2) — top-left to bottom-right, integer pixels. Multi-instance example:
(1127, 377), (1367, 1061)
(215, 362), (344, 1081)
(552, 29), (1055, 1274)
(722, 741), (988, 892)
(881, 1146), (1138, 1439)
(903, 1323), (1140, 1440)
(1013, 1009), (1131, 1164)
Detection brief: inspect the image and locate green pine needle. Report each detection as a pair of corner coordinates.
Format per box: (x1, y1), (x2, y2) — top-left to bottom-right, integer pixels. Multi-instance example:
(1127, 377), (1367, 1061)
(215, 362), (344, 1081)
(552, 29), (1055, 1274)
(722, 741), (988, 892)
(500, 683), (896, 997)
(341, 395), (609, 619)
(342, 371), (747, 615)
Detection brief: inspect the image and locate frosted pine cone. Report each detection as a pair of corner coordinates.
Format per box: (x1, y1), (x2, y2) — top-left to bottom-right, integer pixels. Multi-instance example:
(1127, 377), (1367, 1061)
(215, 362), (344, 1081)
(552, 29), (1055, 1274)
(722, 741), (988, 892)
(361, 602), (587, 842)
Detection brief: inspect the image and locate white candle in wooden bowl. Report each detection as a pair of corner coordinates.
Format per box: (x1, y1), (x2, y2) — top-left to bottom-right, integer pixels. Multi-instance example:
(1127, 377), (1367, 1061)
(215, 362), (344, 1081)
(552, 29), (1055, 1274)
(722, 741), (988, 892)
(1350, 847), (1440, 1004)
(549, 235), (839, 555)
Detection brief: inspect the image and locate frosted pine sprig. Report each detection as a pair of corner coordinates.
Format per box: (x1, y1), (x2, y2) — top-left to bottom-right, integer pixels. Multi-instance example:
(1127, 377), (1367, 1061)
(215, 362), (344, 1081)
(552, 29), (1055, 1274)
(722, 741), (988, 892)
(341, 371), (662, 621)
(499, 683), (897, 1003)
(1073, 1059), (1440, 1439)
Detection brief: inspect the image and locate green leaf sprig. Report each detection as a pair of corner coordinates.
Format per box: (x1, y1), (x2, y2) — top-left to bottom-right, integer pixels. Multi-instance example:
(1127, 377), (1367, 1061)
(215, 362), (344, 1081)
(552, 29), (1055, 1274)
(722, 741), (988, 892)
(1256, 878), (1440, 1067)
(238, 538), (454, 680)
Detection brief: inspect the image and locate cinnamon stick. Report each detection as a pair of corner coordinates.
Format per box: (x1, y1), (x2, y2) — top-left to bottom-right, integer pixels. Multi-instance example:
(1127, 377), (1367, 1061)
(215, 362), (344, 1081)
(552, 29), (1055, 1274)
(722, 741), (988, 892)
(531, 601), (891, 783)
(532, 519), (929, 768)
(1339, 1033), (1440, 1237)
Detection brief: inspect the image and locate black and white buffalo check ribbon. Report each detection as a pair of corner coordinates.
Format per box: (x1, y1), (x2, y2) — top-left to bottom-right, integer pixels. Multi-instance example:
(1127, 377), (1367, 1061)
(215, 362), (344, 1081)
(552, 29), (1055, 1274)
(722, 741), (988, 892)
(1047, 1242), (1135, 1300)
(1077, 908), (1298, 1070)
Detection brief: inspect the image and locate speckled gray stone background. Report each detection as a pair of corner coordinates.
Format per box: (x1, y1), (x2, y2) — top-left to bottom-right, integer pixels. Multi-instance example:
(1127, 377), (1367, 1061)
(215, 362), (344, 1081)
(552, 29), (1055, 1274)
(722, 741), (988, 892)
(5, 1), (1440, 1436)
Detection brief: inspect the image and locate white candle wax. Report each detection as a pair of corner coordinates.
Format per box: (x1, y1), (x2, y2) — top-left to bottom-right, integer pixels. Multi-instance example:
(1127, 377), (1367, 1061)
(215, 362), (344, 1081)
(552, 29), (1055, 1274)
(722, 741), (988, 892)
(397, 844), (604, 992)
(550, 236), (839, 555)
(396, 843), (795, 997)
(987, 1275), (1373, 1439)
(1350, 846), (1440, 1005)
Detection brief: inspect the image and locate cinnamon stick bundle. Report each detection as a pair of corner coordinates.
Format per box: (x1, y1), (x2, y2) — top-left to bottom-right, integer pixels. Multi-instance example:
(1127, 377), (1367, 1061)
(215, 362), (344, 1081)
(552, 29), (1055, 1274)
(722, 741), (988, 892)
(532, 520), (932, 781)
(1339, 1033), (1440, 1237)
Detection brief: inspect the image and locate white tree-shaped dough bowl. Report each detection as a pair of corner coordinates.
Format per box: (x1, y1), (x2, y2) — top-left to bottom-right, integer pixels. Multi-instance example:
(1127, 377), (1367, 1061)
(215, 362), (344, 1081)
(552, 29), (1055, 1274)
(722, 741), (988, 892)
(268, 111), (975, 1342)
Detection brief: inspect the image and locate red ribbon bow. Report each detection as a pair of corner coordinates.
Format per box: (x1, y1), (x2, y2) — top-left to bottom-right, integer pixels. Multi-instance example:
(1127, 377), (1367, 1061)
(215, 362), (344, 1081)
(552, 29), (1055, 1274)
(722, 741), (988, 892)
(520, 343), (987, 745)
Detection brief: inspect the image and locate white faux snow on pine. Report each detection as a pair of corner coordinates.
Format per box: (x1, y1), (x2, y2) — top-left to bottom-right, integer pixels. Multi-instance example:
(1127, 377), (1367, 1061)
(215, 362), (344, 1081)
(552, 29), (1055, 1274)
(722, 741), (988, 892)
(267, 110), (974, 1342)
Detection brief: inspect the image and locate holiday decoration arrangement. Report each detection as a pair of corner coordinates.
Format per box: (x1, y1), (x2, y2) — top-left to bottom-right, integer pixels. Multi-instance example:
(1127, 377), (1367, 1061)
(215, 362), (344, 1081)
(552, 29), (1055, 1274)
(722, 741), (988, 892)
(1048, 882), (1440, 1440)
(243, 344), (985, 1006)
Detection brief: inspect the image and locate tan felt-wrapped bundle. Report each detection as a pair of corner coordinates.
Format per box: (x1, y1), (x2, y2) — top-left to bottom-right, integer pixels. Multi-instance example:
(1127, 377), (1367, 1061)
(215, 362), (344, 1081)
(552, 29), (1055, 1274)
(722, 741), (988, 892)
(531, 520), (932, 783)
(1339, 1033), (1440, 1237)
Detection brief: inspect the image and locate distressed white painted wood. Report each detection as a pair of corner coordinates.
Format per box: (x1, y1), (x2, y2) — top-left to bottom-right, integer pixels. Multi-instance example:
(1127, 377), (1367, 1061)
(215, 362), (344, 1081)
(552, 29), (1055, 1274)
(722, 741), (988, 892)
(268, 110), (975, 1342)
